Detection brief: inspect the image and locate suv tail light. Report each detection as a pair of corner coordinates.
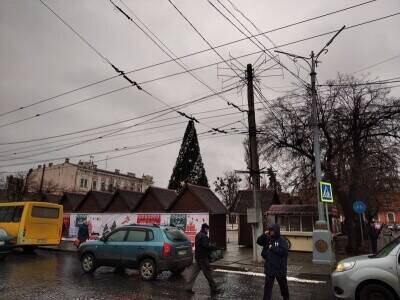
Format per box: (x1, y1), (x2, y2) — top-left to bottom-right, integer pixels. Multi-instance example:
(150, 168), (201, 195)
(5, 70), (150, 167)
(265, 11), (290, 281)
(162, 243), (172, 257)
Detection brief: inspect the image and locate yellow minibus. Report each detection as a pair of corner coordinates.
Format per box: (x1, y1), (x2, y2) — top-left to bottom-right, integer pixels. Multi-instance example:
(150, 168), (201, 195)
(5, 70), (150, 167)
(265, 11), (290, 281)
(0, 201), (63, 251)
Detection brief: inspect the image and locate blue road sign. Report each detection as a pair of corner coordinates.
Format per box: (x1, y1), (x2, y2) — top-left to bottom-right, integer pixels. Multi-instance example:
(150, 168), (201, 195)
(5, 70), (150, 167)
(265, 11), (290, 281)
(353, 200), (367, 215)
(320, 181), (334, 203)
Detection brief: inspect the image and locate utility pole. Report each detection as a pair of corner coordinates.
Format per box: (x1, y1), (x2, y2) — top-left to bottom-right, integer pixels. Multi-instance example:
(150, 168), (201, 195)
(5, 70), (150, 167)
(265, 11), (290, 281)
(310, 51), (326, 225)
(275, 25), (345, 265)
(246, 63), (263, 263)
(39, 164), (46, 194)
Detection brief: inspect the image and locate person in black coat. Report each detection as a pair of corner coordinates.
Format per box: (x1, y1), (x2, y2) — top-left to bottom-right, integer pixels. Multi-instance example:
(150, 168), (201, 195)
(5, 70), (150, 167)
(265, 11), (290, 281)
(184, 223), (221, 294)
(78, 220), (89, 245)
(368, 218), (382, 254)
(257, 223), (289, 300)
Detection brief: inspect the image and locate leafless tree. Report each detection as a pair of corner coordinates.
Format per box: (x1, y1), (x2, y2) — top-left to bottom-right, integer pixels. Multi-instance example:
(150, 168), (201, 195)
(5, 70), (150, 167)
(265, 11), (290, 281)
(258, 74), (400, 253)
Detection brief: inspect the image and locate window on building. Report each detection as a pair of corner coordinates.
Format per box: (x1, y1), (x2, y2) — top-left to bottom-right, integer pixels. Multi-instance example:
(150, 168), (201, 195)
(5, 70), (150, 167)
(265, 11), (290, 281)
(92, 181), (97, 190)
(80, 178), (84, 188)
(266, 214), (275, 225)
(302, 216), (313, 232)
(288, 216), (301, 231)
(108, 183), (113, 192)
(277, 216), (288, 231)
(388, 212), (395, 223)
(84, 179), (88, 188)
(101, 182), (106, 191)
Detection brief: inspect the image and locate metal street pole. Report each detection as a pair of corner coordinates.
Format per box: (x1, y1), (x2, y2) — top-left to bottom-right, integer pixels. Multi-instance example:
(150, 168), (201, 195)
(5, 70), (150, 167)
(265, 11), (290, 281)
(310, 51), (325, 225)
(246, 63), (263, 263)
(274, 25), (345, 265)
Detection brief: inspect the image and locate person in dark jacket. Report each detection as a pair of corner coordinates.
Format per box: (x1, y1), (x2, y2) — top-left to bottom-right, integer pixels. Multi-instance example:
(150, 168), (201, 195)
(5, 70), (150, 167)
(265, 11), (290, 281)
(78, 220), (89, 245)
(184, 223), (221, 294)
(257, 224), (289, 300)
(368, 218), (382, 254)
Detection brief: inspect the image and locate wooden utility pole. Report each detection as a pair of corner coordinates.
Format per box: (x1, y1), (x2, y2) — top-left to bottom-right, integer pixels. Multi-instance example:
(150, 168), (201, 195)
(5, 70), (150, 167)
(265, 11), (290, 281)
(39, 164), (46, 195)
(246, 63), (263, 262)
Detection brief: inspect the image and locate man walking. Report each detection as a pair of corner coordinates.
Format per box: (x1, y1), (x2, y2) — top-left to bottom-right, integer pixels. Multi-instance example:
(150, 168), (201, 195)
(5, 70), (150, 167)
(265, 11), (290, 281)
(184, 223), (221, 294)
(257, 224), (289, 300)
(77, 219), (89, 245)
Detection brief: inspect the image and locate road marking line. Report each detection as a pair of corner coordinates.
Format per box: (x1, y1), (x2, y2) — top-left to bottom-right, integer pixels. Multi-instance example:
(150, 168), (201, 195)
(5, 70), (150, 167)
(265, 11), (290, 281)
(214, 269), (326, 284)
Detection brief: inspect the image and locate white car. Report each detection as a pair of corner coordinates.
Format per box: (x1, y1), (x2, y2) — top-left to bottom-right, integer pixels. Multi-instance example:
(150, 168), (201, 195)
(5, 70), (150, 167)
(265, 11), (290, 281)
(332, 238), (400, 300)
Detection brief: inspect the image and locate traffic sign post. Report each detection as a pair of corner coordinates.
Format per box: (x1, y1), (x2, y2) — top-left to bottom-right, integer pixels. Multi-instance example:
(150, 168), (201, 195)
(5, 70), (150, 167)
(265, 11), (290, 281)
(319, 181), (334, 233)
(320, 181), (334, 203)
(353, 200), (367, 241)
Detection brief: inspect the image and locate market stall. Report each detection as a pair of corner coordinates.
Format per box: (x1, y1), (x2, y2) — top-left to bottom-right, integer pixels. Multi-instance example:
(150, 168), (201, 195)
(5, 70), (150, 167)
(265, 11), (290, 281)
(266, 204), (341, 252)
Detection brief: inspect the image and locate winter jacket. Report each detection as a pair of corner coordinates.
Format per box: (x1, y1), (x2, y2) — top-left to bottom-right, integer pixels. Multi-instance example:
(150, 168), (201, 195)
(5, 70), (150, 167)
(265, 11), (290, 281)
(78, 223), (89, 243)
(368, 224), (382, 240)
(195, 230), (216, 260)
(257, 224), (288, 277)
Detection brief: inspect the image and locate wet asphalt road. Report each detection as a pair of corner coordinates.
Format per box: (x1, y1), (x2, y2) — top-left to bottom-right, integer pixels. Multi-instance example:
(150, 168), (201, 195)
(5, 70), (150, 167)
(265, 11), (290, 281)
(0, 250), (334, 300)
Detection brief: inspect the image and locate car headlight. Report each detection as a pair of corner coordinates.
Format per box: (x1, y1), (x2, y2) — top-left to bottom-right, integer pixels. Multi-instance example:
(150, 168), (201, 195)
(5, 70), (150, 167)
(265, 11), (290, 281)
(335, 261), (355, 272)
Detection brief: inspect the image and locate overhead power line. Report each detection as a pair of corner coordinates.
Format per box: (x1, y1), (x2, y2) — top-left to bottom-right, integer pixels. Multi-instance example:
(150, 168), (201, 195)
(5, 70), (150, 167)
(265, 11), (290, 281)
(0, 120), (246, 168)
(38, 0), (204, 132)
(350, 53), (400, 74)
(0, 107), (259, 159)
(0, 85), (238, 145)
(0, 0), (380, 119)
(1, 9), (397, 131)
(208, 0), (307, 85)
(110, 0), (242, 116)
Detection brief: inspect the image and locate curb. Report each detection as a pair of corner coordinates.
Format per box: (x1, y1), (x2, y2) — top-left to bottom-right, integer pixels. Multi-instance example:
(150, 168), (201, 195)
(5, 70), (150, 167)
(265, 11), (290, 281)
(211, 264), (331, 281)
(38, 246), (76, 253)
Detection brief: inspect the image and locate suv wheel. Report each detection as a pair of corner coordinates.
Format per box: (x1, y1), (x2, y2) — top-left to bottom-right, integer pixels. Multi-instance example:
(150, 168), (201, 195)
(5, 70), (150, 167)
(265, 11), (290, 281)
(81, 253), (96, 273)
(139, 258), (156, 281)
(359, 283), (395, 300)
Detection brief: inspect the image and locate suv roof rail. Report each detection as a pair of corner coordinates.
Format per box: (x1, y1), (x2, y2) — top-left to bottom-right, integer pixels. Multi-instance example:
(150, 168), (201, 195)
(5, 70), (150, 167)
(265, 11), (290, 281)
(125, 223), (160, 228)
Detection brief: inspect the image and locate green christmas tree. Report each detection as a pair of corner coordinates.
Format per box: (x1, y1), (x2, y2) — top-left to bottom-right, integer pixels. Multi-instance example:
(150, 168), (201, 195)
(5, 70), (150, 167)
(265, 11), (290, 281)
(168, 120), (209, 191)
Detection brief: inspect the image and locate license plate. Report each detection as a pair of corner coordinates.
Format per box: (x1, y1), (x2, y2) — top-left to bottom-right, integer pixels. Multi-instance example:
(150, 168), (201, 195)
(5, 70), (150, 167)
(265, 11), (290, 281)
(178, 250), (187, 256)
(37, 239), (47, 244)
(0, 241), (4, 246)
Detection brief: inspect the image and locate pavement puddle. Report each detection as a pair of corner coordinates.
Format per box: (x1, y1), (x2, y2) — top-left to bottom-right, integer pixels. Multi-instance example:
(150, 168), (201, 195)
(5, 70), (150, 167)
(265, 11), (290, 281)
(213, 269), (327, 284)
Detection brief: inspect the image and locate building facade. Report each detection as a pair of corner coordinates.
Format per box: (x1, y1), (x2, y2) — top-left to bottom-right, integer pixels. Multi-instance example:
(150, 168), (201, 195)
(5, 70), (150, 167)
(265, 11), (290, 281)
(27, 159), (153, 195)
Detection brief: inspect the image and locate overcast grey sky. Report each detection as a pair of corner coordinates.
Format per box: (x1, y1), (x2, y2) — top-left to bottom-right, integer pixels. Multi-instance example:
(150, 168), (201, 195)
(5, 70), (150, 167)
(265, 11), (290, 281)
(0, 0), (399, 188)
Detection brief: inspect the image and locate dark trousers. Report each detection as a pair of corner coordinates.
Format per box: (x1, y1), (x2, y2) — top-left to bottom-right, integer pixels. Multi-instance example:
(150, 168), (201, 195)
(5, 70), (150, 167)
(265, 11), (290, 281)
(371, 239), (378, 254)
(263, 275), (289, 300)
(184, 258), (217, 291)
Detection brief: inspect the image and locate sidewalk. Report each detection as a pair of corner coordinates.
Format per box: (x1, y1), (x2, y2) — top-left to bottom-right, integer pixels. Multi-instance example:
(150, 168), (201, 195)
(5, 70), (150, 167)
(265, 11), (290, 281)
(211, 242), (333, 280)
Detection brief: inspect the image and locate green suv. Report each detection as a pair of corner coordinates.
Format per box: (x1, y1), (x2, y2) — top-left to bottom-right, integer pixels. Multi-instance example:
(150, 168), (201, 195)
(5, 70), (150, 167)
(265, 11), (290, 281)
(78, 224), (193, 280)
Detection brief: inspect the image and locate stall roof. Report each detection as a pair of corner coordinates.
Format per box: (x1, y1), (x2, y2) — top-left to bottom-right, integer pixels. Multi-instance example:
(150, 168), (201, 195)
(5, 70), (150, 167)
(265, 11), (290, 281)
(136, 186), (177, 211)
(267, 204), (339, 216)
(230, 190), (278, 214)
(107, 189), (144, 211)
(59, 192), (86, 212)
(76, 190), (113, 212)
(170, 183), (228, 214)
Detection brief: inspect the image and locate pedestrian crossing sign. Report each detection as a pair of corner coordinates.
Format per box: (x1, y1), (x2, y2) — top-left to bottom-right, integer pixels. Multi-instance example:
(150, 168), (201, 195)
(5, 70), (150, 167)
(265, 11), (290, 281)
(320, 181), (334, 203)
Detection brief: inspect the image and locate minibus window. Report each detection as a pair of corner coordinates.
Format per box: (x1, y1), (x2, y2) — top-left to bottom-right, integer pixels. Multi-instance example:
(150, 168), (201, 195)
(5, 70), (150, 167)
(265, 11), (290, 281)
(31, 206), (59, 219)
(0, 206), (23, 222)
